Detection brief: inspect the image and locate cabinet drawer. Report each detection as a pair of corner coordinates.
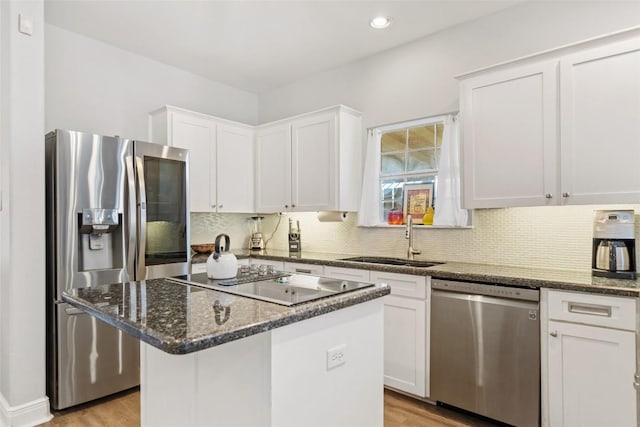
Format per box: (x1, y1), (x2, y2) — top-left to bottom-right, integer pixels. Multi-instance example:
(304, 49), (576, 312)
(250, 259), (285, 270)
(369, 271), (426, 299)
(547, 290), (636, 331)
(284, 262), (324, 275)
(191, 262), (207, 274)
(322, 266), (370, 282)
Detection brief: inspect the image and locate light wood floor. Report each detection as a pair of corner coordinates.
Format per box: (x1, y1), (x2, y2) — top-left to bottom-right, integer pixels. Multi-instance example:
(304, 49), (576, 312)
(40, 388), (500, 426)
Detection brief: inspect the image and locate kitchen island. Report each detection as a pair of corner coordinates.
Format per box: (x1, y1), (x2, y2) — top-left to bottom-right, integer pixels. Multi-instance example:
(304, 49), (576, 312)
(63, 275), (389, 427)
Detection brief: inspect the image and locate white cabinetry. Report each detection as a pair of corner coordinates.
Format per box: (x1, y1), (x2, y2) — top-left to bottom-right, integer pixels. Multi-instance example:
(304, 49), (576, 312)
(461, 61), (557, 209)
(255, 106), (362, 213)
(149, 106), (254, 213)
(544, 289), (638, 427)
(460, 33), (640, 209)
(283, 262), (324, 275)
(370, 270), (428, 397)
(559, 38), (640, 204)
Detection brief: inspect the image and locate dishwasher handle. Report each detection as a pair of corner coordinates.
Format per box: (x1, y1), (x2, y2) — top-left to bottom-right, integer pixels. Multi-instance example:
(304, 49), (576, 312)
(432, 279), (539, 302)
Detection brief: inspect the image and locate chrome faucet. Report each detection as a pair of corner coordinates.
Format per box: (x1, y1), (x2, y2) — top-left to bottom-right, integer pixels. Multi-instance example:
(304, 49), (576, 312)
(405, 216), (421, 260)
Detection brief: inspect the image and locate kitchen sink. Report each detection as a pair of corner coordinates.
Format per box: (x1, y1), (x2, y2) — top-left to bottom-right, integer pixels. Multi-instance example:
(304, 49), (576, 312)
(339, 256), (443, 268)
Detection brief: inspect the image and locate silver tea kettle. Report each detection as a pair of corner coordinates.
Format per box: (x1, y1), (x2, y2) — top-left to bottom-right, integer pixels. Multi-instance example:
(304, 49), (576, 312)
(206, 234), (238, 279)
(595, 240), (630, 272)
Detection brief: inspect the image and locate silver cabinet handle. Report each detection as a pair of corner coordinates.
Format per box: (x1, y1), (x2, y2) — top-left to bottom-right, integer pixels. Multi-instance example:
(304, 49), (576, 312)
(285, 205), (289, 209)
(292, 204), (296, 208)
(568, 302), (612, 317)
(562, 192), (570, 198)
(545, 194), (553, 199)
(218, 204), (223, 209)
(295, 268), (312, 274)
(550, 330), (558, 337)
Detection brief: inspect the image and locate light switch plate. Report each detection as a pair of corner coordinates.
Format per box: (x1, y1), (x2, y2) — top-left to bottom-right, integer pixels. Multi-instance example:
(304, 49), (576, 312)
(19, 14), (33, 36)
(326, 344), (346, 370)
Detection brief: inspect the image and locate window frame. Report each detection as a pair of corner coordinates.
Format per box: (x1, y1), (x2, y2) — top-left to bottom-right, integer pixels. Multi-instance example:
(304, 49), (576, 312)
(377, 115), (445, 225)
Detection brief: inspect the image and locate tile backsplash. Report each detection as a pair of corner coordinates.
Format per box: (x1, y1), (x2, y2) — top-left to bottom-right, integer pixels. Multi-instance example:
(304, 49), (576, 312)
(191, 204), (640, 272)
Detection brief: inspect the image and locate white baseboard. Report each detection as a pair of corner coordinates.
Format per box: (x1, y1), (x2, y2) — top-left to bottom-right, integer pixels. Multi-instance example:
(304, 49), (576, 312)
(0, 393), (52, 427)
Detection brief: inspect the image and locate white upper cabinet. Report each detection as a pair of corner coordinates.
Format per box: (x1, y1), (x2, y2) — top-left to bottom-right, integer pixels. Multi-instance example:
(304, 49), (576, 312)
(255, 106), (362, 213)
(255, 124), (292, 212)
(149, 106), (255, 213)
(559, 38), (640, 205)
(166, 111), (216, 212)
(216, 124), (254, 212)
(461, 61), (558, 209)
(460, 32), (640, 209)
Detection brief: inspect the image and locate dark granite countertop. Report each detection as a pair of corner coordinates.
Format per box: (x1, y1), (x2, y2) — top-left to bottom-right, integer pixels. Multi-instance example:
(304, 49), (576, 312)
(62, 277), (390, 355)
(191, 249), (640, 298)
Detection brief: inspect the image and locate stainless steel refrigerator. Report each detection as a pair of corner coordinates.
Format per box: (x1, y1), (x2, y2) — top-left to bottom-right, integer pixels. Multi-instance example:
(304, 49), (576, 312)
(45, 129), (190, 409)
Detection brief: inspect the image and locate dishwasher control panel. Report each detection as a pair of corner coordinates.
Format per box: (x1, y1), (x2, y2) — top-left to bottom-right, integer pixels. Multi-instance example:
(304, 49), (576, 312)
(432, 279), (539, 302)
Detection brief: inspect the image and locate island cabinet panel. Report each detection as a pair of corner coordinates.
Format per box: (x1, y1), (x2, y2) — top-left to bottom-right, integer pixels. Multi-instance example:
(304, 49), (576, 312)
(140, 333), (271, 427)
(270, 298), (383, 427)
(139, 299), (384, 427)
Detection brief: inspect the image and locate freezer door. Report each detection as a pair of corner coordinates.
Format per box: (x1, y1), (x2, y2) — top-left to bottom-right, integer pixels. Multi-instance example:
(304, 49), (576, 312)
(134, 141), (190, 280)
(52, 302), (140, 410)
(46, 130), (134, 300)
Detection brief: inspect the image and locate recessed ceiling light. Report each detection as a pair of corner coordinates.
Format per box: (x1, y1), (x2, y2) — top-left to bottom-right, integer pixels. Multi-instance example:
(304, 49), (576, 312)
(370, 16), (391, 29)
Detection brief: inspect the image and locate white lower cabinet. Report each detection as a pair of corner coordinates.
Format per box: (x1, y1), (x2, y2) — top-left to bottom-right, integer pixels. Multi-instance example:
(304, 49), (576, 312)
(283, 262), (324, 275)
(322, 266), (370, 282)
(370, 271), (428, 397)
(545, 289), (638, 427)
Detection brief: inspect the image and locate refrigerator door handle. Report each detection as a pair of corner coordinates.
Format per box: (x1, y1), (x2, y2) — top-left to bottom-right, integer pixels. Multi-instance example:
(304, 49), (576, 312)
(125, 156), (137, 281)
(135, 156), (147, 280)
(65, 306), (85, 316)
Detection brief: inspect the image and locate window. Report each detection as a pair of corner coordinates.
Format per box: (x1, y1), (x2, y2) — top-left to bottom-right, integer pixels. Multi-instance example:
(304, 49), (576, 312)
(379, 117), (444, 223)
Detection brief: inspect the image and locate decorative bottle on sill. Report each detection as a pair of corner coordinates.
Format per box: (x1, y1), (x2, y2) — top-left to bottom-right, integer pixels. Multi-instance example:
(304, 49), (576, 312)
(388, 209), (403, 225)
(422, 206), (434, 226)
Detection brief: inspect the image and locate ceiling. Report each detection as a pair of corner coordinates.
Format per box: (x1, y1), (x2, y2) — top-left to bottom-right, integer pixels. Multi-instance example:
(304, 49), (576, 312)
(45, 0), (523, 93)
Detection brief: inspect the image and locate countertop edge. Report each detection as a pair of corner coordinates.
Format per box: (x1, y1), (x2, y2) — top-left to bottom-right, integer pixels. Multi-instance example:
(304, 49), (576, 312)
(63, 284), (390, 355)
(194, 252), (640, 298)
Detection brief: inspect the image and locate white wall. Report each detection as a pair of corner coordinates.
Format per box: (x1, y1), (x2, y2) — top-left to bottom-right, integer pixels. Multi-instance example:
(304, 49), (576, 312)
(234, 1), (640, 271)
(45, 24), (259, 140)
(258, 1), (640, 125)
(0, 1), (52, 426)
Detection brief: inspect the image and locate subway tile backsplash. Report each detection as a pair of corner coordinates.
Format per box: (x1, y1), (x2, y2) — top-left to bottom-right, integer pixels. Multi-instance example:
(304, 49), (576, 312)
(191, 205), (640, 272)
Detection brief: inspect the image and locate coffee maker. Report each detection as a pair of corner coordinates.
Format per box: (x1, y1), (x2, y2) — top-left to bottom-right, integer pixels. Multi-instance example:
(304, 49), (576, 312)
(592, 210), (636, 279)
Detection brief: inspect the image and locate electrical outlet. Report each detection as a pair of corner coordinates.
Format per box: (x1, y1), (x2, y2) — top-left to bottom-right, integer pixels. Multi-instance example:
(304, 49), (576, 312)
(327, 344), (346, 370)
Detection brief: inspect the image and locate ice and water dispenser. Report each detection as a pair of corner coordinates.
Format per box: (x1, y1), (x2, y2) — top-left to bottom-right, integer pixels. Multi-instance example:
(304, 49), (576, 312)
(78, 207), (124, 272)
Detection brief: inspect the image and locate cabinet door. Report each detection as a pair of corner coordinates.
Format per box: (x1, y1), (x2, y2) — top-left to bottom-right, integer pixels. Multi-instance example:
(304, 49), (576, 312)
(383, 294), (426, 397)
(560, 38), (640, 205)
(291, 111), (337, 211)
(461, 61), (558, 208)
(216, 124), (254, 212)
(547, 320), (637, 427)
(171, 113), (216, 212)
(255, 125), (291, 213)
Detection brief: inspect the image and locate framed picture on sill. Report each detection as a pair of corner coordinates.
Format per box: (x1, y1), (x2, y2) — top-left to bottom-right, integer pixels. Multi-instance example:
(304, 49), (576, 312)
(403, 183), (433, 223)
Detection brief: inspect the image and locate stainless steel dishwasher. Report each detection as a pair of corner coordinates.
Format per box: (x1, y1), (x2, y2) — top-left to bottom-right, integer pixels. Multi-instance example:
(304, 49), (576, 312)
(430, 279), (540, 427)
